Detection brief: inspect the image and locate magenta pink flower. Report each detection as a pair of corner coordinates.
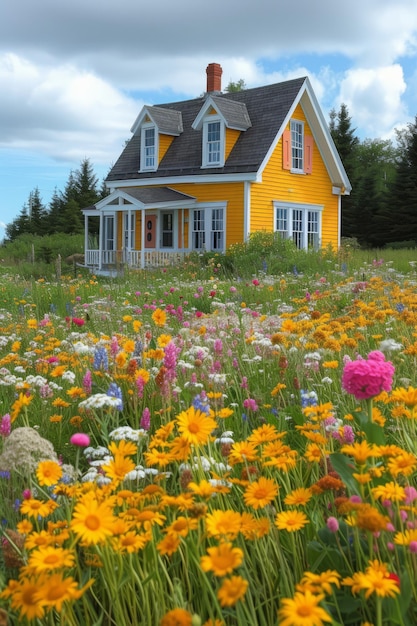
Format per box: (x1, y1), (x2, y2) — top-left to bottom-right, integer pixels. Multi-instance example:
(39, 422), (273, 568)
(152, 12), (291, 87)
(70, 433), (90, 447)
(326, 517), (339, 533)
(341, 350), (394, 400)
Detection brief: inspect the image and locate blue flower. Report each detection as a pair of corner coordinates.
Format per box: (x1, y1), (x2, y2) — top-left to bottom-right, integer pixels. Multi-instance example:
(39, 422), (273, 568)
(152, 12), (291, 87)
(107, 383), (123, 411)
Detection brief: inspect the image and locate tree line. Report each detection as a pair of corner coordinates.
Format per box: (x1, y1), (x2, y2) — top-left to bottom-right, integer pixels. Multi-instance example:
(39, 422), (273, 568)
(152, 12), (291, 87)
(3, 159), (107, 242)
(4, 107), (417, 248)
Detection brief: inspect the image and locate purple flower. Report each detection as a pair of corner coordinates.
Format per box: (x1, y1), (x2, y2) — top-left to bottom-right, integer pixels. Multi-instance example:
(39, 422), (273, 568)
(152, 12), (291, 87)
(140, 408), (151, 430)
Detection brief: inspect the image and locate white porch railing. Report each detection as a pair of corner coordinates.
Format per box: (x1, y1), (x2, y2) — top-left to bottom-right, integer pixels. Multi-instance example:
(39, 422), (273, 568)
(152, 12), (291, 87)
(85, 249), (188, 269)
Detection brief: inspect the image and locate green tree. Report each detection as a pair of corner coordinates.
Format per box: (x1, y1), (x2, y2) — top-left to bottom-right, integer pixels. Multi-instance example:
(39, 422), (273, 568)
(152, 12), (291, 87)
(383, 116), (417, 245)
(225, 79), (246, 92)
(329, 104), (360, 238)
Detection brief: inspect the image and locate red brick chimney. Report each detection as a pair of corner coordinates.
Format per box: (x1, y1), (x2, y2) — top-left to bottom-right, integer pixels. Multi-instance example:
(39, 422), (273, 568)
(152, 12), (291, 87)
(206, 63), (223, 93)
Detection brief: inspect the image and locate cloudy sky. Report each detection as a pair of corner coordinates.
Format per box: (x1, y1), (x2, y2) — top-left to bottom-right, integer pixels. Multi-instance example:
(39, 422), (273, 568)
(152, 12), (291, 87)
(1, 0), (417, 239)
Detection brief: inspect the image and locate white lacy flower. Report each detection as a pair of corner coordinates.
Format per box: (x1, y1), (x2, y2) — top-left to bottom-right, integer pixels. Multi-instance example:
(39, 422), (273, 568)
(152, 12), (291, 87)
(109, 426), (147, 442)
(379, 339), (403, 353)
(78, 394), (122, 410)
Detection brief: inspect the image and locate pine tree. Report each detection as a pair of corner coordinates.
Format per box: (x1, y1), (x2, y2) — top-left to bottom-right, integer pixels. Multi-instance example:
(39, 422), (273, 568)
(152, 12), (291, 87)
(383, 119), (417, 244)
(329, 104), (360, 238)
(27, 188), (48, 235)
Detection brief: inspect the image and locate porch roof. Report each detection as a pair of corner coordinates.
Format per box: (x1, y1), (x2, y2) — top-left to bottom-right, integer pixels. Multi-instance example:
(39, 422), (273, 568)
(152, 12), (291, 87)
(83, 187), (196, 214)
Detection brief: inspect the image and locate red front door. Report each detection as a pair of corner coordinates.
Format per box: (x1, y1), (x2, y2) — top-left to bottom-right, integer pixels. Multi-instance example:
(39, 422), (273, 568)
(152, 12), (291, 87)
(145, 215), (156, 248)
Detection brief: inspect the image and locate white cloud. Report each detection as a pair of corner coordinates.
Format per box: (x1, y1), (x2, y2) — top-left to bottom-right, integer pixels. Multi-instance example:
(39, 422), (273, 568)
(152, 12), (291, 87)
(339, 65), (407, 138)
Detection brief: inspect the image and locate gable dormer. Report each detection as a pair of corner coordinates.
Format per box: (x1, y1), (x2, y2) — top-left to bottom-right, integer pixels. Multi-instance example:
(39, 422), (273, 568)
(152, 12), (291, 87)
(191, 63), (251, 168)
(130, 106), (183, 172)
(192, 97), (251, 168)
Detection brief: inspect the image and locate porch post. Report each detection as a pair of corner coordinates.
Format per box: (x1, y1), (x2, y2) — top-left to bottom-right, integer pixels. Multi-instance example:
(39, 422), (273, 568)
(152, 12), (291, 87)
(127, 208), (132, 266)
(84, 212), (88, 265)
(99, 211), (103, 270)
(140, 208), (145, 269)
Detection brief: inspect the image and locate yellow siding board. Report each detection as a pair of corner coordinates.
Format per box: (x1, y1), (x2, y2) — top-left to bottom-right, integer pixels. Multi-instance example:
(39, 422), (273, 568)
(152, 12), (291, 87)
(225, 128), (241, 160)
(250, 103), (339, 249)
(159, 135), (174, 163)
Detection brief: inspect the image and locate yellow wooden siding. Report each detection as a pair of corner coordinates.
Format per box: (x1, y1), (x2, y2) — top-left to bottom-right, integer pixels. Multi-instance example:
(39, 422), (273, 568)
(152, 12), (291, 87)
(250, 103), (339, 249)
(173, 182), (245, 248)
(159, 134), (174, 163)
(117, 213), (123, 249)
(225, 128), (241, 160)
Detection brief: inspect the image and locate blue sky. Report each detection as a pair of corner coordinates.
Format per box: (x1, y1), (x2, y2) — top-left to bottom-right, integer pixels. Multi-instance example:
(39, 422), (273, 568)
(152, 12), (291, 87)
(1, 0), (417, 241)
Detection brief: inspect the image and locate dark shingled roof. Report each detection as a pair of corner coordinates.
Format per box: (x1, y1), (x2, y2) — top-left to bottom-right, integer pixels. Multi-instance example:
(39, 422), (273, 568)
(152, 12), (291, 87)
(143, 106), (183, 135)
(107, 76), (306, 182)
(121, 187), (195, 204)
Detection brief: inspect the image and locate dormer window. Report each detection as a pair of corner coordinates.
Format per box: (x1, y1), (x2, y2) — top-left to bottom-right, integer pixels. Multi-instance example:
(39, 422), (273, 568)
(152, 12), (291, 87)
(140, 124), (158, 172)
(204, 119), (223, 166)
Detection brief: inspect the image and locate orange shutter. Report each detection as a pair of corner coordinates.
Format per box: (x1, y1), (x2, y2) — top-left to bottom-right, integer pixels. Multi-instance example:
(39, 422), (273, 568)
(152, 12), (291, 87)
(282, 129), (291, 170)
(304, 135), (313, 174)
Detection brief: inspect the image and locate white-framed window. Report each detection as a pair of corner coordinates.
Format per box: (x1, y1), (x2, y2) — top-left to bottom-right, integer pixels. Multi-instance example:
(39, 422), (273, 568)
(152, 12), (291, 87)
(124, 213), (135, 249)
(192, 204), (225, 252)
(290, 120), (304, 172)
(202, 118), (224, 167)
(103, 215), (115, 250)
(274, 202), (322, 250)
(140, 124), (158, 171)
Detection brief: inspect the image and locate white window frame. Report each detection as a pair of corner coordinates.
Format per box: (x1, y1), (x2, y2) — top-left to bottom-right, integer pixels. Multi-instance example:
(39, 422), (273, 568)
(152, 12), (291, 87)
(140, 123), (158, 172)
(273, 202), (322, 250)
(124, 213), (135, 249)
(202, 117), (225, 167)
(191, 203), (226, 252)
(290, 119), (304, 173)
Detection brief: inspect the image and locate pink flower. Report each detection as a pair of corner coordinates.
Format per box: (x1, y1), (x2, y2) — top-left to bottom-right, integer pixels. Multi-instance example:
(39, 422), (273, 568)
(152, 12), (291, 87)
(252, 279), (259, 286)
(70, 433), (90, 447)
(326, 517), (339, 533)
(341, 350), (394, 400)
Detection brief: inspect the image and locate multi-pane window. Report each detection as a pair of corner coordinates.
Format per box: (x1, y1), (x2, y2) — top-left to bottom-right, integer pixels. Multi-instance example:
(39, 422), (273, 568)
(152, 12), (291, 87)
(144, 128), (155, 169)
(307, 211), (319, 248)
(274, 203), (321, 250)
(290, 120), (304, 172)
(207, 121), (221, 164)
(211, 208), (224, 250)
(193, 210), (206, 250)
(141, 125), (156, 171)
(192, 206), (225, 252)
(276, 207), (288, 238)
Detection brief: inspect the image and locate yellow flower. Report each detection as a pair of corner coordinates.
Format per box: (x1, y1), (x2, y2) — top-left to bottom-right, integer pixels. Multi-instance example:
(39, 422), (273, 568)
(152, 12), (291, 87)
(389, 386), (417, 406)
(297, 570), (341, 595)
(206, 510), (241, 539)
(284, 488), (313, 507)
(113, 531), (149, 553)
(102, 454), (136, 483)
(34, 572), (93, 612)
(133, 320), (142, 332)
(248, 423), (281, 444)
(123, 339), (136, 353)
(36, 460), (63, 487)
(20, 498), (54, 519)
(217, 575), (248, 607)
(387, 451), (417, 478)
(278, 590), (332, 626)
(10, 392), (33, 422)
(152, 308), (167, 327)
(243, 476), (279, 509)
(157, 533), (181, 556)
(372, 481), (406, 503)
(176, 407), (217, 446)
(228, 440), (258, 464)
(71, 493), (116, 545)
(344, 561), (400, 599)
(275, 510), (309, 532)
(340, 440), (377, 465)
(2, 576), (45, 620)
(157, 334), (173, 347)
(108, 440), (138, 457)
(28, 546), (75, 573)
(200, 542), (244, 576)
(27, 318), (38, 329)
(165, 516), (198, 538)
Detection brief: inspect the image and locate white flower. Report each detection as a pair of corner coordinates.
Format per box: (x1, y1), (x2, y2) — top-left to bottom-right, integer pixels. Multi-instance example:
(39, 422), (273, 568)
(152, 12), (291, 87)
(62, 370), (76, 383)
(379, 339), (403, 353)
(79, 394), (122, 410)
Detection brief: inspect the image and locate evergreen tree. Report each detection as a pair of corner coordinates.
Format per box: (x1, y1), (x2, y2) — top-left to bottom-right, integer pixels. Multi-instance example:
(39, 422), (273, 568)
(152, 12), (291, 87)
(329, 104), (360, 238)
(27, 188), (48, 235)
(46, 188), (64, 235)
(383, 117), (417, 244)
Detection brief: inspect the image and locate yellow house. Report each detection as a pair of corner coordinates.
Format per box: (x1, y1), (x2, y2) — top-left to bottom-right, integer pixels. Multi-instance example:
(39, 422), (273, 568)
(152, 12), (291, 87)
(83, 63), (351, 271)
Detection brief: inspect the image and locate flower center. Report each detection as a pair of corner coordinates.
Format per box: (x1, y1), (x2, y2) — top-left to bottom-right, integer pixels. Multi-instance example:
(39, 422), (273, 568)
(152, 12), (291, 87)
(85, 514), (101, 530)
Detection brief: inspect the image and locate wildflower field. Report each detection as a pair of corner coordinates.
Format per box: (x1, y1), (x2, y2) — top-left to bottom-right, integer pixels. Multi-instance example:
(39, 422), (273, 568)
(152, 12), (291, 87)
(0, 255), (417, 626)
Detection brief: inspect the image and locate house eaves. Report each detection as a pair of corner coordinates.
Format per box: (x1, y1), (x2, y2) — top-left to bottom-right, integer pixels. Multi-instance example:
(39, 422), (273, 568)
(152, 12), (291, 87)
(94, 187), (196, 212)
